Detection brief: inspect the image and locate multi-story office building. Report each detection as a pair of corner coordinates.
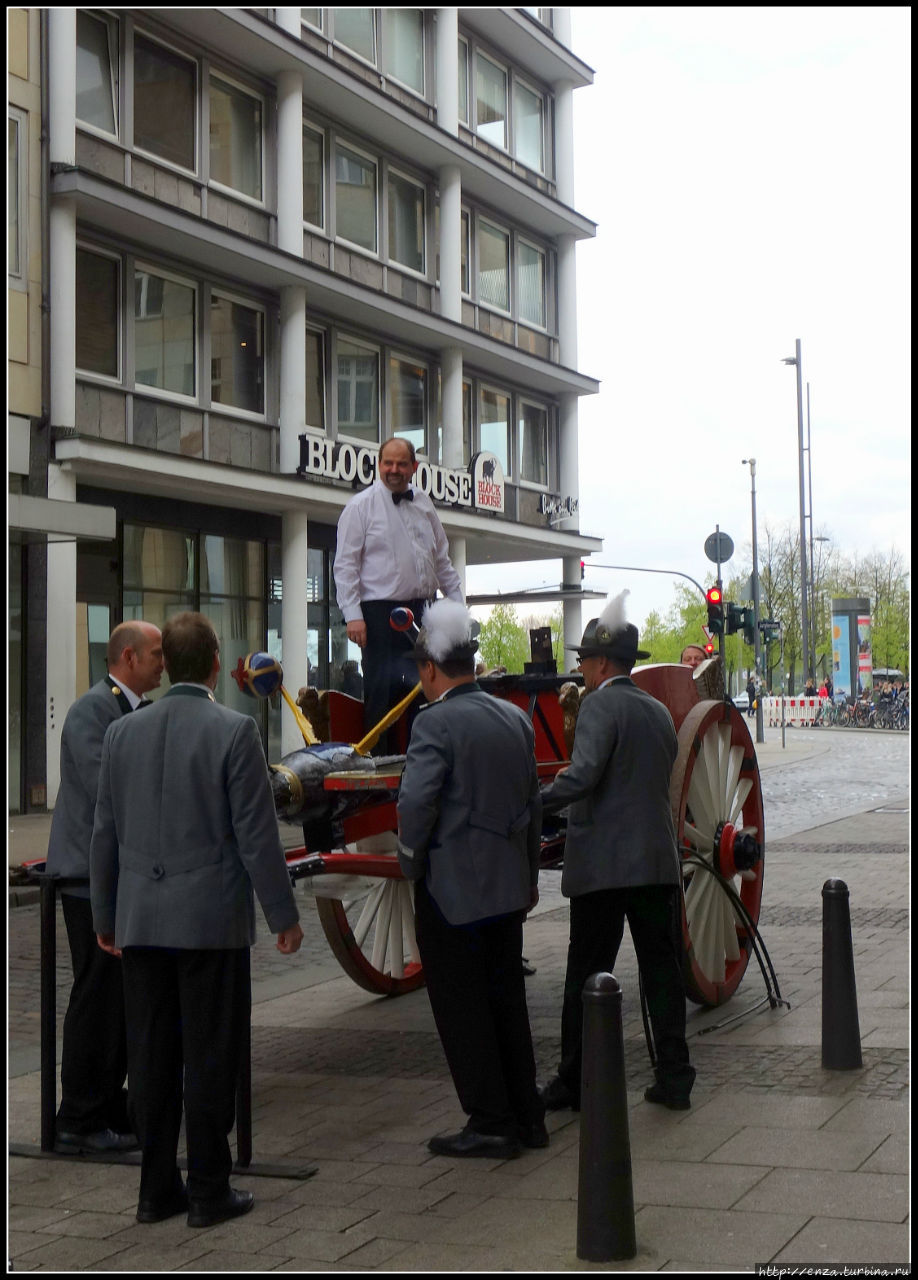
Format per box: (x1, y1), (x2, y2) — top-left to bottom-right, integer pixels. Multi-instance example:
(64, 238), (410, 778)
(9, 7), (600, 812)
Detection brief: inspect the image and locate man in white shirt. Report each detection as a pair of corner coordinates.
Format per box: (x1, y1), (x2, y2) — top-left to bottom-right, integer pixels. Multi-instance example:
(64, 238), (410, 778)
(334, 437), (463, 749)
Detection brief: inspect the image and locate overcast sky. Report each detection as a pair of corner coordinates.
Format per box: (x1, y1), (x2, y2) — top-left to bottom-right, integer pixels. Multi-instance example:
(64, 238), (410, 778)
(466, 5), (910, 633)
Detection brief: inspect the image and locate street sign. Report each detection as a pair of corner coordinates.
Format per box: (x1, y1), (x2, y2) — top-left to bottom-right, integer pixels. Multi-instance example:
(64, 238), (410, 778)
(704, 531), (734, 564)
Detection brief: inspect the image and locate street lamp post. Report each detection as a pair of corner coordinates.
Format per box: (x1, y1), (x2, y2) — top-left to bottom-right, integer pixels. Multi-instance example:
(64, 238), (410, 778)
(782, 340), (810, 686)
(742, 458), (765, 744)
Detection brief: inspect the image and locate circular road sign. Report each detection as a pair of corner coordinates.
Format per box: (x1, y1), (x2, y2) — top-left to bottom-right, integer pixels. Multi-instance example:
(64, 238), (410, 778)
(704, 530), (734, 564)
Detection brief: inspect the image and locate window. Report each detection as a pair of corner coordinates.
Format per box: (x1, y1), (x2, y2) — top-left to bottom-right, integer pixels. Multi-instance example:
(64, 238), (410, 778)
(475, 52), (507, 149)
(303, 123), (325, 228)
(134, 266), (196, 396)
(335, 143), (377, 252)
(334, 8), (376, 63)
(337, 337), (379, 441)
(460, 210), (470, 294)
(305, 328), (326, 431)
(8, 114), (21, 281)
(462, 381), (472, 463)
(76, 247), (120, 378)
(519, 400), (549, 485)
(389, 357), (427, 453)
(209, 75), (263, 201)
(518, 239), (545, 328)
(134, 33), (196, 171)
(388, 170), (425, 274)
(458, 39), (469, 124)
(76, 10), (118, 136)
(383, 9), (424, 95)
(514, 79), (543, 172)
(301, 8), (322, 30)
(479, 386), (510, 476)
(210, 294), (264, 415)
(478, 219), (510, 313)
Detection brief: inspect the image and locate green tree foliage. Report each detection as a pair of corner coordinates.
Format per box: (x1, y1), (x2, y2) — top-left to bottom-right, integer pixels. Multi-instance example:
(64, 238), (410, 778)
(476, 602), (529, 672)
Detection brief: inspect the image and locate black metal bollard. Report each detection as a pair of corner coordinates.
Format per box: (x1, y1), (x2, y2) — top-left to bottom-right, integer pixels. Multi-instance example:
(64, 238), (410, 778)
(822, 879), (863, 1070)
(576, 973), (637, 1262)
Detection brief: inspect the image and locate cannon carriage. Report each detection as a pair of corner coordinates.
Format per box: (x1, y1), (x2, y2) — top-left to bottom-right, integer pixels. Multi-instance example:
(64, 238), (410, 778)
(269, 655), (764, 1009)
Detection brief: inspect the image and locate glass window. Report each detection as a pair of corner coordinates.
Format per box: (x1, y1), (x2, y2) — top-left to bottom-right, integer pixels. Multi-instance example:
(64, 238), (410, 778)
(301, 8), (322, 30)
(514, 80), (543, 171)
(334, 8), (376, 62)
(480, 387), (510, 476)
(209, 76), (262, 201)
(335, 144), (377, 252)
(134, 268), (196, 396)
(76, 248), (119, 378)
(384, 9), (424, 95)
(201, 594), (266, 718)
(201, 535), (264, 597)
(123, 525), (195, 591)
(518, 240), (545, 328)
(478, 220), (510, 312)
(388, 171), (425, 274)
(389, 357), (427, 453)
(458, 39), (469, 124)
(76, 11), (118, 135)
(337, 337), (379, 441)
(9, 116), (20, 278)
(134, 33), (196, 171)
(210, 294), (264, 414)
(475, 52), (507, 149)
(520, 401), (548, 485)
(305, 328), (325, 431)
(303, 123), (324, 228)
(460, 210), (470, 294)
(462, 380), (471, 464)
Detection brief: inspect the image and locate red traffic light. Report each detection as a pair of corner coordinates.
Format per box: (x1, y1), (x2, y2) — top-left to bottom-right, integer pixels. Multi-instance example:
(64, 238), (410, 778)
(706, 586), (723, 605)
(704, 642), (715, 655)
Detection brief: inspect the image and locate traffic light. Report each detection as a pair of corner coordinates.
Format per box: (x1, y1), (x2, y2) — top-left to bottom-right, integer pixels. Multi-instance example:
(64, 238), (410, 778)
(706, 586), (724, 636)
(724, 602), (744, 635)
(703, 641), (716, 656)
(742, 607), (756, 647)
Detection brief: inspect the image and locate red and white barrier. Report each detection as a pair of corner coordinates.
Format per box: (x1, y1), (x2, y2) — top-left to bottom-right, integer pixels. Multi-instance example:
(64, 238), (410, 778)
(765, 696), (824, 727)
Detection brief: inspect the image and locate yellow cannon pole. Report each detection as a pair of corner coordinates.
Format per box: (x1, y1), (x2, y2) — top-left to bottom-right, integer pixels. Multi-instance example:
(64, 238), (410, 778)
(353, 682), (422, 756)
(280, 684), (320, 746)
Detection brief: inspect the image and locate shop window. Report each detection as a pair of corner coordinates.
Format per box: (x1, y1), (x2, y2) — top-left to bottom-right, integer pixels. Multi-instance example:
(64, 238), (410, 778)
(475, 51), (508, 149)
(518, 239), (546, 329)
(76, 10), (119, 137)
(478, 219), (510, 313)
(210, 293), (265, 415)
(209, 74), (263, 202)
(388, 170), (425, 274)
(337, 336), (379, 442)
(76, 247), (120, 378)
(335, 143), (377, 252)
(389, 356), (427, 453)
(134, 32), (196, 172)
(134, 266), (196, 397)
(383, 8), (424, 95)
(303, 123), (325, 229)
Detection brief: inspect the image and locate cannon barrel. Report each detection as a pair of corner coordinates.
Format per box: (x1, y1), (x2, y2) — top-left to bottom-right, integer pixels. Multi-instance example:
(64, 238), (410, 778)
(269, 742), (403, 823)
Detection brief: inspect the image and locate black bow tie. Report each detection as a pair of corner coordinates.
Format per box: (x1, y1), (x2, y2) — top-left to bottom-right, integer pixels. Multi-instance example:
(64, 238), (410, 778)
(392, 490), (414, 505)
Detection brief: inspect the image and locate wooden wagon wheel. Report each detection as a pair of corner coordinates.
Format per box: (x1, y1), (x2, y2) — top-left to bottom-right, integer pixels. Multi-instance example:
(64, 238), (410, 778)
(670, 699), (765, 1007)
(313, 864), (425, 997)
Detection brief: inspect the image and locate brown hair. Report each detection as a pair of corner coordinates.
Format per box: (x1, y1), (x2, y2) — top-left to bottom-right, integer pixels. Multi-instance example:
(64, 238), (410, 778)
(162, 613), (219, 684)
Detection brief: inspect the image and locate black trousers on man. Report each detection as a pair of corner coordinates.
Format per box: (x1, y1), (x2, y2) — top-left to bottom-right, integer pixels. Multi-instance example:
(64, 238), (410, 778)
(557, 884), (695, 1102)
(121, 947), (250, 1209)
(58, 893), (130, 1135)
(414, 880), (544, 1138)
(359, 597), (429, 752)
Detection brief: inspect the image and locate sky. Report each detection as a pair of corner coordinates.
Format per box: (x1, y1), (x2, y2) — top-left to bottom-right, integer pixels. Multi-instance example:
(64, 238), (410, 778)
(466, 5), (911, 633)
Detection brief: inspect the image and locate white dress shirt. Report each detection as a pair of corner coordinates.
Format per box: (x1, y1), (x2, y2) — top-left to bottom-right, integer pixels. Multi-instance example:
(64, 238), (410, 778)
(335, 480), (463, 622)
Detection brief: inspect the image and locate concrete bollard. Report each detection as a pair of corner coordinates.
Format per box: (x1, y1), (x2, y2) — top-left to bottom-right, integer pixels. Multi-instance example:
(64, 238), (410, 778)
(821, 879), (863, 1070)
(576, 973), (637, 1262)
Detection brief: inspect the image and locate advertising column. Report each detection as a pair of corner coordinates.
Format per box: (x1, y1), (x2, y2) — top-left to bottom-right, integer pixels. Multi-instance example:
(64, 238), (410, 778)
(831, 596), (871, 699)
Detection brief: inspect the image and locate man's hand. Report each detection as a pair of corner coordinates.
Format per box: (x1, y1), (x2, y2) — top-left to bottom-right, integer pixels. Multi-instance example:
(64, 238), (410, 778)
(275, 924), (304, 954)
(346, 621), (367, 648)
(96, 932), (122, 958)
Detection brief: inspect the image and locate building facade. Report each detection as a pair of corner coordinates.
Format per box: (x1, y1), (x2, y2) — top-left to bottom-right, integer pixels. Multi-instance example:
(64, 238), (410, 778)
(9, 7), (600, 813)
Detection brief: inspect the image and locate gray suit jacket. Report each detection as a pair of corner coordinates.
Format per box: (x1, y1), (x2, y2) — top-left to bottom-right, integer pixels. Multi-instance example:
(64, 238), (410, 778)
(90, 686), (299, 949)
(541, 677), (680, 898)
(396, 684), (542, 926)
(46, 677), (135, 886)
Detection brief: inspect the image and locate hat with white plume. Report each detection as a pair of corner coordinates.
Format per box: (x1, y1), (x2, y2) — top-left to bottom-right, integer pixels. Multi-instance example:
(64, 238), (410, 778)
(566, 589), (650, 665)
(412, 598), (480, 666)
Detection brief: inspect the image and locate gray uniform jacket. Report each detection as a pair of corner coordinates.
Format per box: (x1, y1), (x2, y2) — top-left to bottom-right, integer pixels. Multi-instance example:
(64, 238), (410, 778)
(90, 686), (299, 949)
(396, 684), (542, 926)
(47, 677), (135, 887)
(541, 677), (681, 898)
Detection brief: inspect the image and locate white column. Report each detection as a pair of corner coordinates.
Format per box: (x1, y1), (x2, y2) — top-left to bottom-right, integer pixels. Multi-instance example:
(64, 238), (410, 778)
(436, 8), (459, 137)
(560, 390), (582, 653)
(46, 467), (78, 806)
(50, 198), (77, 432)
(280, 510), (310, 756)
(440, 345), (463, 466)
(554, 81), (575, 207)
(439, 164), (462, 323)
(279, 286), (307, 473)
(276, 69), (304, 255)
(552, 7), (572, 49)
(275, 7), (301, 38)
(450, 534), (467, 599)
(48, 7), (75, 167)
(557, 233), (578, 368)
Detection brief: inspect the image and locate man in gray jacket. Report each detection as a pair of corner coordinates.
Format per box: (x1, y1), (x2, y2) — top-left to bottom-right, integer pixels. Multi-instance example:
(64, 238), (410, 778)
(91, 612), (303, 1227)
(46, 619), (164, 1152)
(397, 600), (545, 1160)
(539, 594), (695, 1111)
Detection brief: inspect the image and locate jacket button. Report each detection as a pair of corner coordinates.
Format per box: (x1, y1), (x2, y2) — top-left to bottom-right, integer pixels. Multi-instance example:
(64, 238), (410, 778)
(152, 864), (164, 879)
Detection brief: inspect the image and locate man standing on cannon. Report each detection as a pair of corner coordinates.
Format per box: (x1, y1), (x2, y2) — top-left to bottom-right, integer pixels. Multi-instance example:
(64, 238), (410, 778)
(334, 436), (463, 750)
(539, 591), (696, 1112)
(396, 599), (546, 1159)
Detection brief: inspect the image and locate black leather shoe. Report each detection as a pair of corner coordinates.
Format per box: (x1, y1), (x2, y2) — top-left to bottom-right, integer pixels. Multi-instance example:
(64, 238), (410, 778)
(136, 1188), (189, 1224)
(56, 1128), (140, 1153)
(519, 1119), (550, 1149)
(428, 1129), (522, 1160)
(644, 1083), (691, 1111)
(187, 1188), (254, 1229)
(538, 1076), (580, 1112)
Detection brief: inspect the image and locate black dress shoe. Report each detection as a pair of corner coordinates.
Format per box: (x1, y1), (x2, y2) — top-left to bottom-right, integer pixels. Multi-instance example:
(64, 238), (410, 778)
(518, 1119), (550, 1149)
(187, 1188), (254, 1229)
(538, 1076), (580, 1112)
(56, 1128), (140, 1153)
(136, 1188), (189, 1224)
(644, 1083), (691, 1111)
(428, 1129), (522, 1160)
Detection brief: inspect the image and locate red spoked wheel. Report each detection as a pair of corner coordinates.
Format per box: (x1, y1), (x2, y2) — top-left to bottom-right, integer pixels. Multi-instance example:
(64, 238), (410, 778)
(670, 700), (765, 1007)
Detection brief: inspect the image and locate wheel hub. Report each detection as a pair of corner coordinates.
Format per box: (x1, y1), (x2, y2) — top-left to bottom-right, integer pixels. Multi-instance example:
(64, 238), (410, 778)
(713, 821), (761, 879)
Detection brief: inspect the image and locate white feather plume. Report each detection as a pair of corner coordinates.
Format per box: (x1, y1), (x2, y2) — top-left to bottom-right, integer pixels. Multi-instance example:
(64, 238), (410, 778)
(419, 598), (475, 663)
(598, 589), (630, 637)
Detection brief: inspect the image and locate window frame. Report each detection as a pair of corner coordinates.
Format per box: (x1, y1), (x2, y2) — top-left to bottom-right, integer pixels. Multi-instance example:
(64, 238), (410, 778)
(207, 285), (268, 421)
(517, 396), (553, 491)
(131, 259), (199, 404)
(387, 350), (429, 454)
(330, 8), (378, 69)
(207, 68), (266, 208)
(516, 233), (547, 331)
(300, 8), (323, 33)
(381, 7), (426, 99)
(477, 381), (513, 480)
(334, 331), (382, 446)
(75, 9), (120, 142)
(333, 136), (380, 257)
(476, 214), (512, 318)
(458, 36), (470, 125)
(302, 118), (327, 232)
(473, 48), (509, 152)
(8, 108), (26, 288)
(304, 323), (327, 433)
(386, 163), (428, 279)
(512, 71), (546, 174)
(75, 241), (123, 383)
(131, 26), (199, 178)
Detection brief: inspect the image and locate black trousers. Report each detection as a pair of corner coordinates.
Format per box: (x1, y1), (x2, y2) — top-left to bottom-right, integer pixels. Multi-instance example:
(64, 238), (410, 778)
(58, 893), (130, 1134)
(414, 880), (544, 1137)
(359, 597), (429, 752)
(121, 946), (250, 1206)
(558, 884), (695, 1100)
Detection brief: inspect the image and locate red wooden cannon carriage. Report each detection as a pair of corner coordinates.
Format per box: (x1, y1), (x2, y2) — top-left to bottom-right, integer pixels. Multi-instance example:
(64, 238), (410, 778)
(275, 660), (764, 1010)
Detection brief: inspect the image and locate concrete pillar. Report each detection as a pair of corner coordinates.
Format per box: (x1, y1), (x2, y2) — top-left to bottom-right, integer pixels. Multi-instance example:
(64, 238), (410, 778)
(441, 346), (464, 466)
(439, 165), (462, 323)
(450, 535), (467, 598)
(558, 234), (578, 367)
(552, 7), (572, 49)
(279, 286), (307, 473)
(435, 8), (459, 137)
(562, 555), (583, 661)
(555, 81), (575, 207)
(45, 467), (78, 806)
(49, 198), (76, 432)
(275, 7), (301, 38)
(280, 510), (310, 757)
(48, 7), (75, 167)
(277, 69), (304, 255)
